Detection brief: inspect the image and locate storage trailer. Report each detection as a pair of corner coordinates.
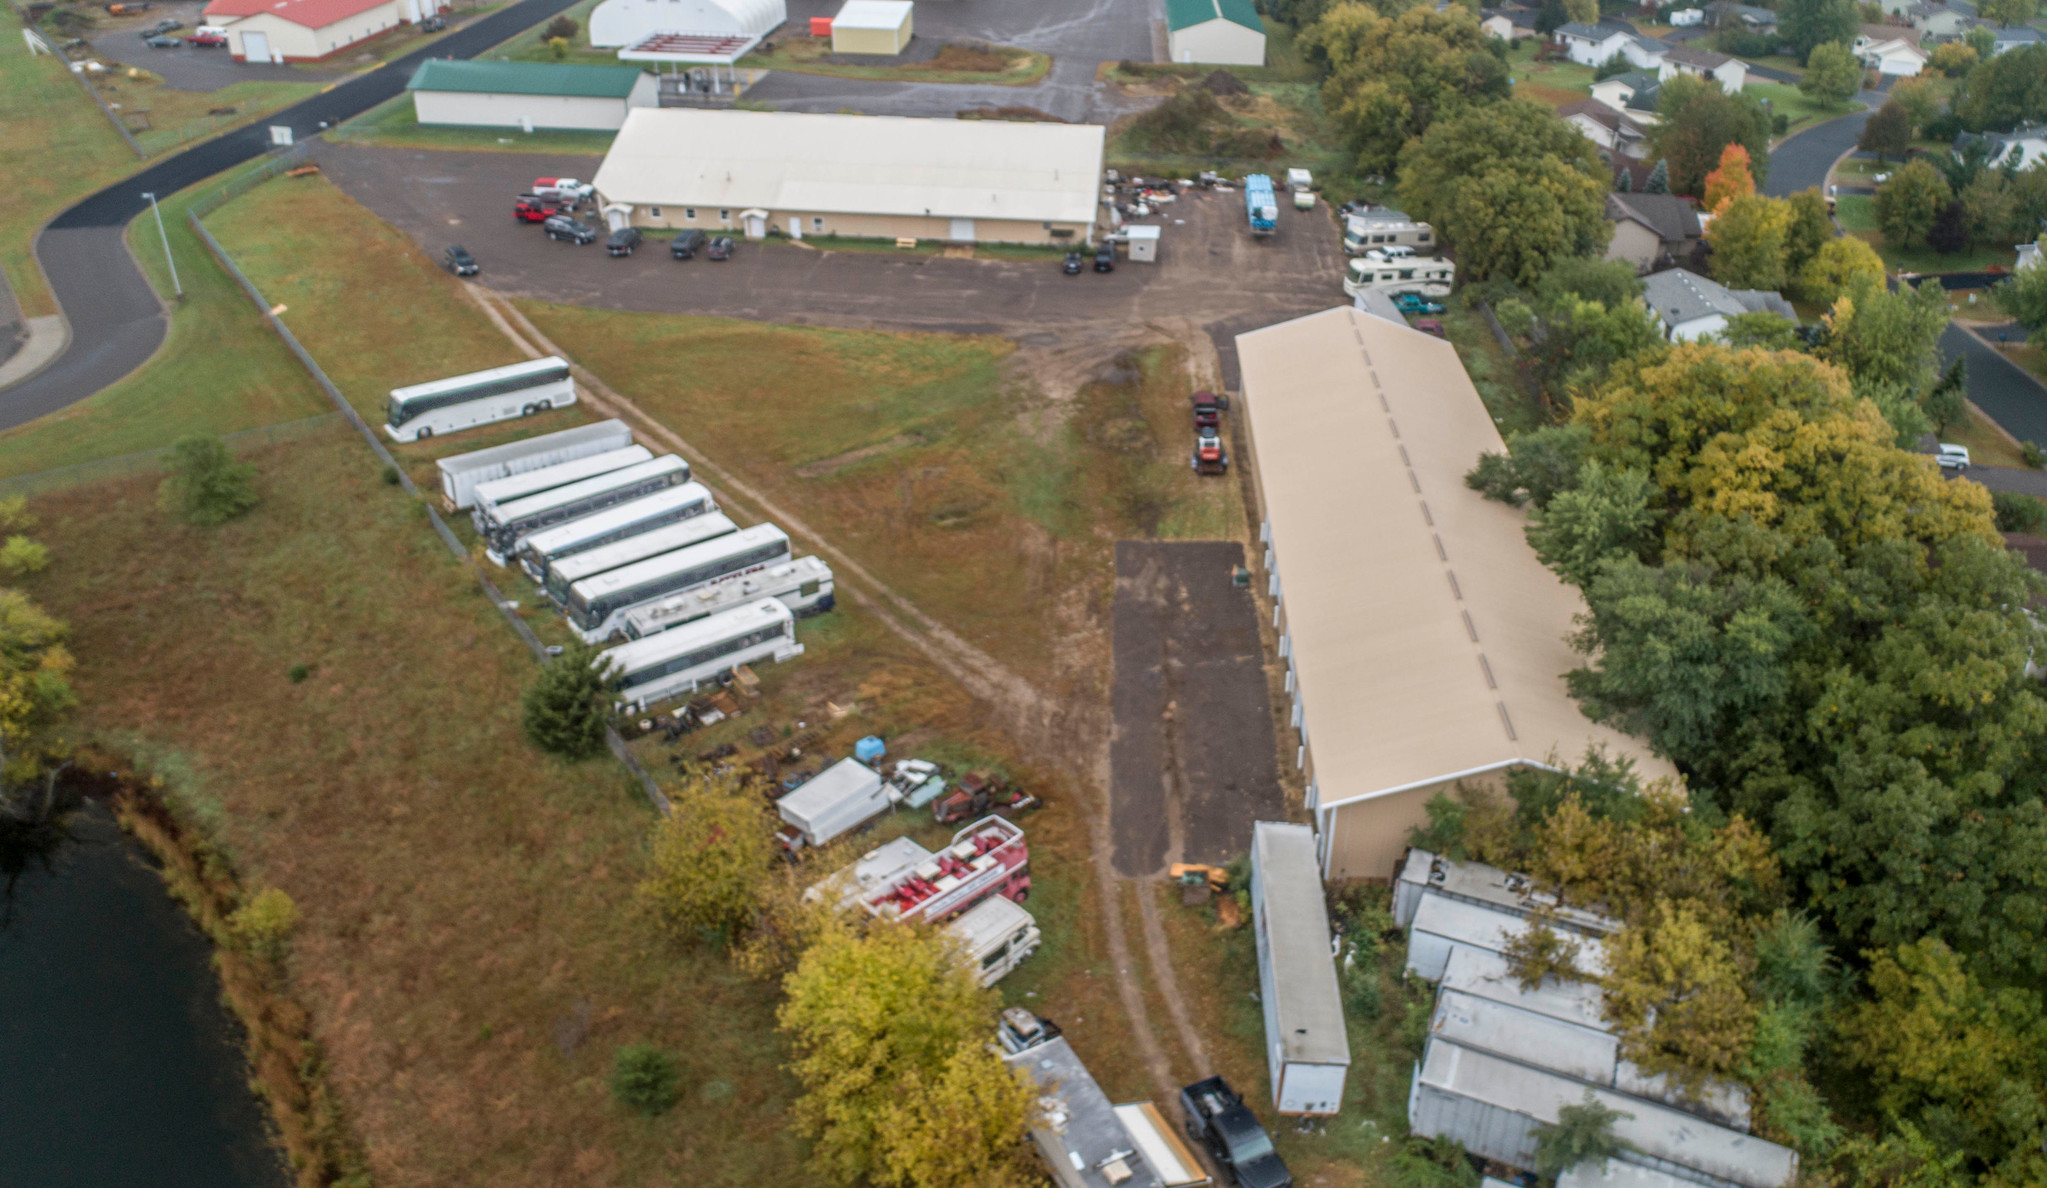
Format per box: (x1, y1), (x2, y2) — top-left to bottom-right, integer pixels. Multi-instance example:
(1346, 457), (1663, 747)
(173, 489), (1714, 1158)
(775, 757), (890, 852)
(435, 419), (633, 510)
(1250, 821), (1349, 1116)
(468, 445), (654, 532)
(515, 483), (720, 584)
(621, 556), (835, 639)
(479, 455), (691, 563)
(596, 597), (801, 713)
(1243, 174), (1278, 236)
(945, 895), (1041, 987)
(564, 523), (791, 643)
(542, 511), (739, 604)
(384, 357), (576, 443)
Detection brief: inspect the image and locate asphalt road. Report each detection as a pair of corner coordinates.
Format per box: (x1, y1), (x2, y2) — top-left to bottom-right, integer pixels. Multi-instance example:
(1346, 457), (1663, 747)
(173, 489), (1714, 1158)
(1109, 541), (1284, 875)
(0, 0), (586, 431)
(1762, 89), (1883, 196)
(1942, 321), (2047, 445)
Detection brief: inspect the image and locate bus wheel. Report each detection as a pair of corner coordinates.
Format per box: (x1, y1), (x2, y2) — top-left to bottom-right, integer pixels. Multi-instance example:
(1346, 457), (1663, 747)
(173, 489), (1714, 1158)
(521, 403), (537, 416)
(417, 426), (432, 439)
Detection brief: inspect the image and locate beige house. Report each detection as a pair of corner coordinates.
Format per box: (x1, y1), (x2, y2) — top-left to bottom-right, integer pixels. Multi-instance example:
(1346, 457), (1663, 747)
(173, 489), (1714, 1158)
(590, 108), (1104, 245)
(1604, 192), (1702, 272)
(829, 0), (912, 54)
(1236, 308), (1676, 883)
(203, 0), (436, 61)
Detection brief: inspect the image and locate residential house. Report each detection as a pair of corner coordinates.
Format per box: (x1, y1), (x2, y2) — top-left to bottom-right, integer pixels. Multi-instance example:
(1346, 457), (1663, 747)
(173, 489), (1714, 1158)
(1480, 11), (1514, 39)
(1904, 2), (1976, 39)
(1554, 19), (1664, 68)
(1589, 68), (1662, 118)
(1854, 22), (1930, 73)
(2019, 239), (2043, 272)
(1954, 123), (2047, 169)
(1642, 267), (1795, 340)
(1991, 25), (2043, 54)
(1659, 43), (1748, 90)
(1604, 192), (1703, 272)
(1560, 98), (1652, 159)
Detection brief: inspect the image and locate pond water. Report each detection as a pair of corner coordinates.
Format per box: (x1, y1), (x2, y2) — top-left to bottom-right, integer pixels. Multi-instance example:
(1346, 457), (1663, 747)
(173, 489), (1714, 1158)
(0, 801), (286, 1188)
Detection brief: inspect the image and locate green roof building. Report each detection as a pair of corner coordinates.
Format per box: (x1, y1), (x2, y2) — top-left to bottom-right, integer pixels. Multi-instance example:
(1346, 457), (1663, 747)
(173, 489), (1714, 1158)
(1166, 0), (1265, 66)
(406, 60), (658, 132)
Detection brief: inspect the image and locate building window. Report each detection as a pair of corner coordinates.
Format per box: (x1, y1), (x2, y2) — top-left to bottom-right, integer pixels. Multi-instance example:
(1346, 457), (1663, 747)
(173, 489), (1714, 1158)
(719, 209), (731, 222)
(812, 217), (824, 232)
(684, 208), (696, 220)
(1419, 232), (1431, 242)
(650, 207), (662, 218)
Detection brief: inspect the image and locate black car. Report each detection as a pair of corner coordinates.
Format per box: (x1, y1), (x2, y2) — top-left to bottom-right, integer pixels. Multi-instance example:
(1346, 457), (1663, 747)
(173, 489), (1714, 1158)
(705, 236), (735, 261)
(1180, 1077), (1291, 1188)
(670, 229), (709, 260)
(543, 214), (597, 245)
(141, 17), (181, 34)
(442, 244), (479, 277)
(419, 13), (445, 29)
(605, 226), (644, 257)
(1093, 242), (1115, 272)
(143, 33), (181, 46)
(1062, 251), (1083, 275)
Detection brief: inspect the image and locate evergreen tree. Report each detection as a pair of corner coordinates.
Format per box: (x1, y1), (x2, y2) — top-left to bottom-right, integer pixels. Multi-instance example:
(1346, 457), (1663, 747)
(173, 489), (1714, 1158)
(157, 434), (259, 527)
(1644, 159), (1670, 194)
(520, 641), (611, 760)
(1927, 198), (1969, 254)
(1615, 166), (1632, 193)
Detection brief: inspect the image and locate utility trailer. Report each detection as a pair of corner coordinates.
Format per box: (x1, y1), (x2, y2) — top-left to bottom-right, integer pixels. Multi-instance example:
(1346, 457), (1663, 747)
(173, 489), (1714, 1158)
(435, 419), (633, 510)
(1243, 174), (1278, 237)
(1251, 821), (1349, 1116)
(803, 815), (1030, 924)
(775, 758), (890, 853)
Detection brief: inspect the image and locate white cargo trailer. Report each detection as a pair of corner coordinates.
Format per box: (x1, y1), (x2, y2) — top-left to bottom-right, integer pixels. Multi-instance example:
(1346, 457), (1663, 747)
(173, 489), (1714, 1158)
(435, 419), (633, 510)
(621, 556), (835, 639)
(1251, 821), (1349, 1116)
(542, 511), (738, 603)
(480, 455), (691, 562)
(468, 445), (654, 532)
(776, 757), (889, 852)
(515, 482), (720, 584)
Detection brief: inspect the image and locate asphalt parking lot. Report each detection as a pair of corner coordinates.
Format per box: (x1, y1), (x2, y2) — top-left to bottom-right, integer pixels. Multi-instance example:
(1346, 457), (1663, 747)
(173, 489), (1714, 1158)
(86, 0), (340, 88)
(313, 144), (1350, 337)
(1110, 542), (1285, 876)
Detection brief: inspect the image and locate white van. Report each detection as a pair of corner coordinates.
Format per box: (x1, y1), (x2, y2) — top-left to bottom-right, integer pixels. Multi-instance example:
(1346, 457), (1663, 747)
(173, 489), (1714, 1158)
(947, 896), (1041, 986)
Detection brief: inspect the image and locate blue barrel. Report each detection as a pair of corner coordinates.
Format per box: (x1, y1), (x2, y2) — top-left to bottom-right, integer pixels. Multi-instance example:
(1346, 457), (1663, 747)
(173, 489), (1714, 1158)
(854, 735), (887, 762)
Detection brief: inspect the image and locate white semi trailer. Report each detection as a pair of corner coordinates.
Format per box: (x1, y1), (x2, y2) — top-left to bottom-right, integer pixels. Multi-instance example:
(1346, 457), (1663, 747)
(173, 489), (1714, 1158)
(435, 419), (633, 510)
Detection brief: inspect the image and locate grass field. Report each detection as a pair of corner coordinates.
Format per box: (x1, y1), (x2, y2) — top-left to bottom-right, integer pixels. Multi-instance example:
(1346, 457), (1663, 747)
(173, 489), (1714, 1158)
(0, 17), (142, 317)
(330, 94), (620, 155)
(737, 35), (1052, 86)
(85, 72), (323, 157)
(1748, 80), (1840, 139)
(1508, 42), (1597, 109)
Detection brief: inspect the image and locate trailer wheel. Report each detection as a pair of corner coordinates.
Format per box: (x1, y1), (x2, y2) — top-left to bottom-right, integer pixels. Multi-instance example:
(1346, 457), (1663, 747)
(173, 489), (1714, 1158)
(1011, 888), (1029, 903)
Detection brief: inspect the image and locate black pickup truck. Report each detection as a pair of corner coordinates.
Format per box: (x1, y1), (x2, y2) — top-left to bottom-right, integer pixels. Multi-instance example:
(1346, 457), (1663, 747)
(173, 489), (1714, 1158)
(1180, 1076), (1292, 1188)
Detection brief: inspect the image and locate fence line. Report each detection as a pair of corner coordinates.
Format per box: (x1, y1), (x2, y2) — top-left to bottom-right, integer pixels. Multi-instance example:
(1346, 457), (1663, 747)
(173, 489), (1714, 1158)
(185, 204), (669, 813)
(189, 144), (313, 220)
(0, 413), (345, 497)
(15, 13), (147, 159)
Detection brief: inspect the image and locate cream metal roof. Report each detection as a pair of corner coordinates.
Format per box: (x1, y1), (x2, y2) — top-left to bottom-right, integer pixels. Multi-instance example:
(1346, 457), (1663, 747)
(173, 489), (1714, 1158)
(1235, 307), (1675, 814)
(591, 109), (1106, 224)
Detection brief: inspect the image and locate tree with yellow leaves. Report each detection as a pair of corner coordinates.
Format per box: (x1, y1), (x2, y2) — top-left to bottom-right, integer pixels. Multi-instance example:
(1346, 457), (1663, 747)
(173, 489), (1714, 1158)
(1705, 192), (1791, 290)
(636, 765), (779, 945)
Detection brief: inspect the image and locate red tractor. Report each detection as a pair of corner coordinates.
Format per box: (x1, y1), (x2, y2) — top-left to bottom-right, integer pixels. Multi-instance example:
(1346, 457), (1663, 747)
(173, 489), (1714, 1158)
(932, 771), (1042, 826)
(1190, 390), (1229, 432)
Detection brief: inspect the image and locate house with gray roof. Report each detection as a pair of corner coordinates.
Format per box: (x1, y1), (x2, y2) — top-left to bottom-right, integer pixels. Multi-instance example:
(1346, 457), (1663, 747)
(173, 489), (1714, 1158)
(1991, 24), (2043, 53)
(1560, 98), (1652, 159)
(1954, 123), (2047, 169)
(1589, 68), (1662, 116)
(1556, 18), (1662, 67)
(1642, 268), (1794, 341)
(1659, 43), (1748, 90)
(1605, 193), (1703, 273)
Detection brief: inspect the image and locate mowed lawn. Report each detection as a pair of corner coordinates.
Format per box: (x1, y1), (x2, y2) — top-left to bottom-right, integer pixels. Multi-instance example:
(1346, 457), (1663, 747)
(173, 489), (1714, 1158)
(21, 431), (806, 1187)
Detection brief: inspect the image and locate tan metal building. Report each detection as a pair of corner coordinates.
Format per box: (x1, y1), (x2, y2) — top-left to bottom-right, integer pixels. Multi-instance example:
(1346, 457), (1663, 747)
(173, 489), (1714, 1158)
(590, 108), (1104, 245)
(1235, 307), (1676, 883)
(203, 0), (437, 62)
(830, 0), (912, 54)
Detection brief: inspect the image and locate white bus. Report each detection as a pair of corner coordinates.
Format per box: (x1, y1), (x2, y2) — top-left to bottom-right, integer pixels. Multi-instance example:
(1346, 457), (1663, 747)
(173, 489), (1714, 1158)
(1343, 255), (1455, 300)
(480, 455), (690, 562)
(435, 419), (633, 510)
(515, 482), (720, 584)
(541, 510), (739, 603)
(384, 357), (576, 443)
(565, 523), (791, 643)
(622, 556), (835, 639)
(468, 445), (653, 532)
(598, 598), (802, 713)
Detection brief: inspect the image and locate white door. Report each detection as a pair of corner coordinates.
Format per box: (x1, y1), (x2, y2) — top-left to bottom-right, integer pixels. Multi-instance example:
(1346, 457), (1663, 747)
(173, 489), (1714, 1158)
(742, 212), (767, 238)
(787, 216), (803, 240)
(948, 218), (975, 243)
(241, 29), (270, 62)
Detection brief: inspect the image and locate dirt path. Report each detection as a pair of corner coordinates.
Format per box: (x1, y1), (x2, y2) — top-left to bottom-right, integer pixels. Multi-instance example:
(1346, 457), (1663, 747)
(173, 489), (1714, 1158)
(468, 287), (1204, 1102)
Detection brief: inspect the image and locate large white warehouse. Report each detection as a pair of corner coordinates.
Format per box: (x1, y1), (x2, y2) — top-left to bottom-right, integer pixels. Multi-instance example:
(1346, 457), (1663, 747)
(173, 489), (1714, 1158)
(590, 108), (1105, 245)
(589, 0), (785, 61)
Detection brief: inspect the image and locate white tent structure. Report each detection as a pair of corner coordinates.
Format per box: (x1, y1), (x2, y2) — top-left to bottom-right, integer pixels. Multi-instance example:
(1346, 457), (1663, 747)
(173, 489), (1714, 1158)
(590, 0), (785, 62)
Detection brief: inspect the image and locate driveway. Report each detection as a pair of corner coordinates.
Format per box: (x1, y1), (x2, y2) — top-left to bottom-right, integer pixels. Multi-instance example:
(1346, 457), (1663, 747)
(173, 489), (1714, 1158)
(0, 0), (589, 431)
(311, 143), (1352, 337)
(1109, 541), (1285, 875)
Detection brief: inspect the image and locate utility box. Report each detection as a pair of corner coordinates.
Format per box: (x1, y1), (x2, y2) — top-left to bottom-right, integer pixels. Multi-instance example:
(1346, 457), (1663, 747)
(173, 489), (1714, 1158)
(1125, 224), (1160, 263)
(1250, 821), (1349, 1115)
(809, 15), (833, 34)
(776, 758), (888, 851)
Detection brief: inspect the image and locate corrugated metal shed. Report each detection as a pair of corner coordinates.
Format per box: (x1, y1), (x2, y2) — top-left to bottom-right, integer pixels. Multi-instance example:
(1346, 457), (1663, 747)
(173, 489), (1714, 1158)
(1394, 851), (1621, 936)
(1252, 822), (1350, 1068)
(1406, 894), (1609, 983)
(407, 59), (649, 98)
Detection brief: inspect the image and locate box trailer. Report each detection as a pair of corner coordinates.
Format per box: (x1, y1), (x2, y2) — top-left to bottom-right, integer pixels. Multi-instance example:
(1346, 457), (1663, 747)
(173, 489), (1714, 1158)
(435, 419), (633, 510)
(468, 445), (654, 531)
(1251, 821), (1349, 1116)
(776, 757), (889, 852)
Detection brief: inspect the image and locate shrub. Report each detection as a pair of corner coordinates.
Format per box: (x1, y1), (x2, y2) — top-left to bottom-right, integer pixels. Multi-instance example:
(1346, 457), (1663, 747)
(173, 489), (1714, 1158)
(521, 641), (611, 759)
(2026, 440), (2046, 469)
(0, 536), (49, 577)
(543, 13), (578, 39)
(610, 1043), (681, 1116)
(546, 35), (568, 60)
(229, 888), (301, 963)
(158, 434), (259, 526)
(1993, 491), (2047, 534)
(288, 663), (310, 683)
(1928, 40), (1976, 75)
(1533, 1091), (1631, 1178)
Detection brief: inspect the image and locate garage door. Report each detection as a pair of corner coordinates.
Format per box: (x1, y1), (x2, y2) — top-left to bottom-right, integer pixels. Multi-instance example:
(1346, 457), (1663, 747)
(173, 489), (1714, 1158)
(948, 218), (975, 243)
(241, 29), (271, 61)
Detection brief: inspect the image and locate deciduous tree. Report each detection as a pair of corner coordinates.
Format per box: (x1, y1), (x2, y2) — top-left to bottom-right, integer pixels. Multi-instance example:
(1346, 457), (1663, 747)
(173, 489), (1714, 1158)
(1954, 43), (2047, 130)
(1927, 39), (1977, 76)
(1779, 0), (1859, 61)
(1782, 188), (1834, 278)
(0, 589), (75, 779)
(1649, 75), (1773, 198)
(1798, 41), (1863, 107)
(1993, 242), (2047, 329)
(636, 765), (777, 943)
(157, 434), (258, 527)
(1887, 75), (1941, 132)
(1796, 235), (1886, 305)
(1525, 461), (1659, 588)
(1873, 160), (1953, 248)
(1701, 143), (1757, 212)
(1977, 0), (2038, 26)
(1706, 192), (1790, 289)
(1858, 99), (1912, 160)
(1307, 4), (1510, 176)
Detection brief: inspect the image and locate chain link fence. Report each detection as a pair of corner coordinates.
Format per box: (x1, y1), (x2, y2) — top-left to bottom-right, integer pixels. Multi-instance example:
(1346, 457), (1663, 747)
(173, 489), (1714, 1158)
(0, 413), (345, 497)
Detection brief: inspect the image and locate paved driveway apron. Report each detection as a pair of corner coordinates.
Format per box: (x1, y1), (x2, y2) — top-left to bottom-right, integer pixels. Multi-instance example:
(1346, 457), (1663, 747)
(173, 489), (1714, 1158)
(1109, 542), (1285, 876)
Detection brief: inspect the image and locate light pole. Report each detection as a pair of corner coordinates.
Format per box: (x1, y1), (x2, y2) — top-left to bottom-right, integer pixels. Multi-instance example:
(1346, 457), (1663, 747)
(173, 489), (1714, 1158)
(141, 191), (181, 300)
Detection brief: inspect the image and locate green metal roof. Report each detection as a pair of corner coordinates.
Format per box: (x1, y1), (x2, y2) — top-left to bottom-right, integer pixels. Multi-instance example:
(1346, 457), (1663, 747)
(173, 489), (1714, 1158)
(1166, 0), (1263, 33)
(406, 59), (647, 99)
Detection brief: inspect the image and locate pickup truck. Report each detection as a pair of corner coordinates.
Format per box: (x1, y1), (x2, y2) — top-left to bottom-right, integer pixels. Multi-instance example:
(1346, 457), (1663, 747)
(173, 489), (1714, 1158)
(1180, 1077), (1291, 1188)
(1392, 292), (1445, 316)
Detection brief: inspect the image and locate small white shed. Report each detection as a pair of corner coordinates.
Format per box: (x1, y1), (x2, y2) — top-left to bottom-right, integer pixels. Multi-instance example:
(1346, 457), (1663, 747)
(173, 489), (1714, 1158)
(1165, 0), (1266, 65)
(831, 0), (913, 54)
(1125, 224), (1160, 263)
(1250, 822), (1349, 1116)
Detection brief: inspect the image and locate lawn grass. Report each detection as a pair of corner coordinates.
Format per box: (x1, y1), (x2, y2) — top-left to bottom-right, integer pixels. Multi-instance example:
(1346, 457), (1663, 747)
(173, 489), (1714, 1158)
(0, 161), (327, 479)
(87, 71), (322, 156)
(0, 15), (143, 317)
(1943, 402), (2029, 467)
(488, 0), (618, 66)
(329, 93), (620, 155)
(1749, 80), (1842, 139)
(1441, 304), (1545, 435)
(736, 34), (1051, 86)
(1507, 41), (1599, 109)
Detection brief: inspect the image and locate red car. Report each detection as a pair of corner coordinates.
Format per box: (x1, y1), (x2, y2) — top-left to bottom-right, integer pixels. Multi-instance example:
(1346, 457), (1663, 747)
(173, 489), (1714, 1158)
(1415, 318), (1446, 338)
(186, 30), (227, 46)
(513, 194), (560, 223)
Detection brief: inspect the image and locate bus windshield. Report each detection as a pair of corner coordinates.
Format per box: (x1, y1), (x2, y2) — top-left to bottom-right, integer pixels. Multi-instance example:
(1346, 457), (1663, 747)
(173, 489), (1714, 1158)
(386, 394), (408, 427)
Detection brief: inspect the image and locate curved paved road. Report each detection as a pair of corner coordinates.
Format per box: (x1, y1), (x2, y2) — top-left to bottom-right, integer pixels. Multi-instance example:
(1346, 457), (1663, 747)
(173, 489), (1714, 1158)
(1763, 88), (1882, 196)
(0, 0), (583, 431)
